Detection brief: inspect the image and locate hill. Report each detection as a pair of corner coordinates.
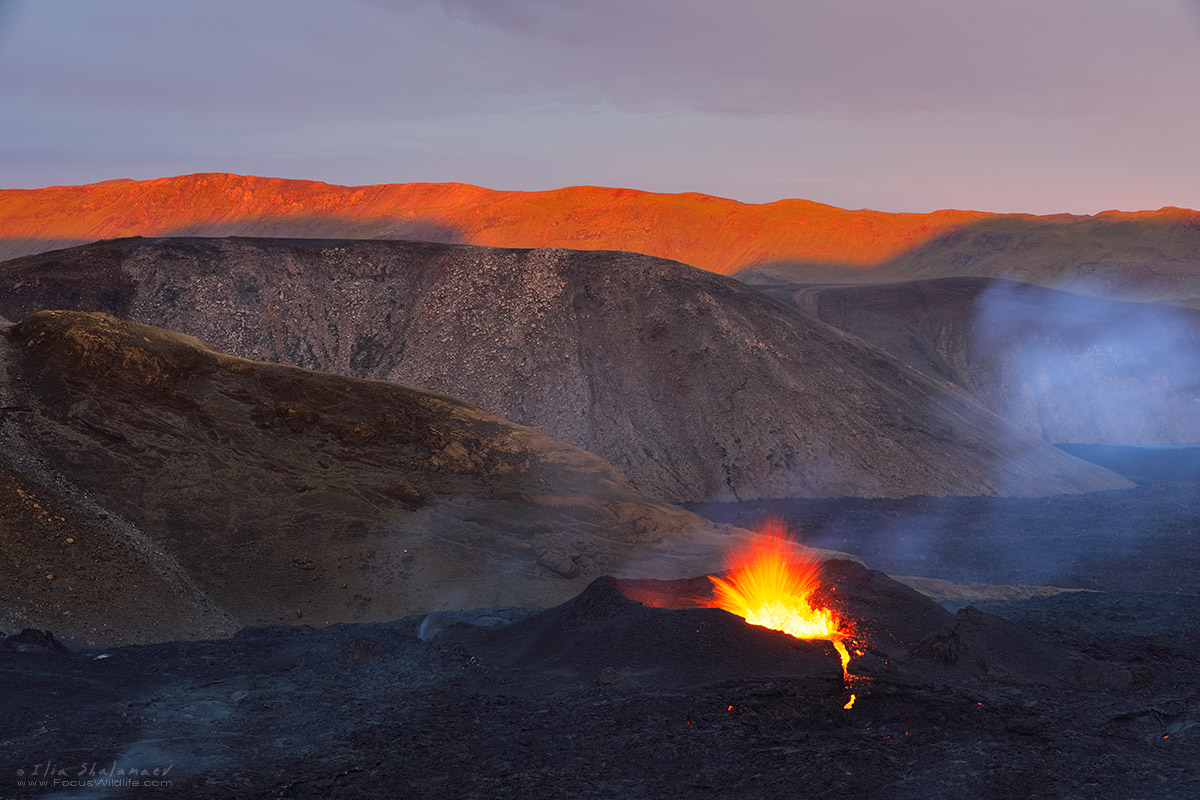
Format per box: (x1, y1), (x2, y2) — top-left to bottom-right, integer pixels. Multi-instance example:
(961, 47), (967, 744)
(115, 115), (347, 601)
(3, 173), (1199, 305)
(0, 310), (731, 645)
(0, 172), (985, 270)
(0, 237), (1132, 502)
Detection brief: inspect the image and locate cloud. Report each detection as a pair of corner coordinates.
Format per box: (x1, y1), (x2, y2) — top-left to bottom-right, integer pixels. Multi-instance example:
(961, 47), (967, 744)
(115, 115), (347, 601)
(1, 0), (1198, 211)
(6, 0), (1199, 124)
(420, 0), (1200, 118)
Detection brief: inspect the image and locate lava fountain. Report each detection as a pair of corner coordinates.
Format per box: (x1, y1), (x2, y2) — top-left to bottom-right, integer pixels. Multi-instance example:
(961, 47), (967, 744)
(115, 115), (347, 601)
(707, 521), (860, 706)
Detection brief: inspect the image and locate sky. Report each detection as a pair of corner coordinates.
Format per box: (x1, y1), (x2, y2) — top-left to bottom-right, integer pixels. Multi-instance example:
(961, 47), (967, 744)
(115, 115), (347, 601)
(1, 0), (1199, 213)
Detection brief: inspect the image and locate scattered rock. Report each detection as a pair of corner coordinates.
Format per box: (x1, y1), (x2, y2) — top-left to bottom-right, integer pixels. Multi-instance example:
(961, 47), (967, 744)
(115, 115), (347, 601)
(909, 605), (1070, 686)
(536, 550), (581, 578)
(1005, 715), (1051, 736)
(596, 666), (621, 686)
(345, 639), (385, 662)
(1077, 661), (1137, 692)
(3, 628), (72, 654)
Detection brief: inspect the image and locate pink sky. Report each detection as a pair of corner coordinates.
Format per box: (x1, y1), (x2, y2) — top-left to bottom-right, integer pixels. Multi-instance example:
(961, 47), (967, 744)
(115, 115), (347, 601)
(1, 0), (1198, 213)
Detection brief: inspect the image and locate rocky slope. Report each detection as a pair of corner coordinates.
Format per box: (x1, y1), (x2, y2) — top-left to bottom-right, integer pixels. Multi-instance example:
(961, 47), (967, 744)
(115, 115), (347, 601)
(0, 310), (736, 646)
(5, 174), (1199, 305)
(0, 237), (1131, 501)
(771, 277), (1200, 444)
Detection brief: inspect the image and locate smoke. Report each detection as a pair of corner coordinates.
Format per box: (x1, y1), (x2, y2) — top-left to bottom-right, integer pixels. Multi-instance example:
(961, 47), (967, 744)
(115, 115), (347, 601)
(834, 280), (1200, 591)
(36, 698), (221, 800)
(703, 488), (1195, 596)
(970, 280), (1200, 445)
(691, 277), (1200, 593)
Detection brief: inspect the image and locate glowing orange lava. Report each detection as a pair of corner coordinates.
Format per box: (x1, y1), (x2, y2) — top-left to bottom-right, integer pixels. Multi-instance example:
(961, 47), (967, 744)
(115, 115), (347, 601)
(708, 521), (855, 678)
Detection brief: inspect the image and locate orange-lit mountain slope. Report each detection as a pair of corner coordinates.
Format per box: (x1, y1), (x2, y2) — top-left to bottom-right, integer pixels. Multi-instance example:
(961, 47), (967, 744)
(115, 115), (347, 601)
(0, 173), (990, 270)
(5, 174), (1198, 298)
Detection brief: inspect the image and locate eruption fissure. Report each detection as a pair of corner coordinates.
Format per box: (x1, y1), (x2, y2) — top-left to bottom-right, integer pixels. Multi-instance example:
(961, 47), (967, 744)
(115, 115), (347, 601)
(707, 521), (861, 707)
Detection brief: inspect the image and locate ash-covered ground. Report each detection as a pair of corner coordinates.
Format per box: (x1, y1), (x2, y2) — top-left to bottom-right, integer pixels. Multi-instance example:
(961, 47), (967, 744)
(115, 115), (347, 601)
(2, 447), (1198, 800)
(3, 580), (1198, 799)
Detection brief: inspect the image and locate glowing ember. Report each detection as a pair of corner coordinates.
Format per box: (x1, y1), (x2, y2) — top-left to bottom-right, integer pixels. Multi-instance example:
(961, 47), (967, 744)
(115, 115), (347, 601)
(708, 521), (855, 678)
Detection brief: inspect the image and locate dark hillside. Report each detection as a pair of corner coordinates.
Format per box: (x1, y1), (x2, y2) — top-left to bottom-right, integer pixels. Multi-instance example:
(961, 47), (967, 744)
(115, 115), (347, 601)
(0, 238), (1131, 501)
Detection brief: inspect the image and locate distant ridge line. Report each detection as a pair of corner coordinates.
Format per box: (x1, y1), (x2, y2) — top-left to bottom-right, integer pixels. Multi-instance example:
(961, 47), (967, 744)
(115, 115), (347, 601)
(2, 172), (1197, 282)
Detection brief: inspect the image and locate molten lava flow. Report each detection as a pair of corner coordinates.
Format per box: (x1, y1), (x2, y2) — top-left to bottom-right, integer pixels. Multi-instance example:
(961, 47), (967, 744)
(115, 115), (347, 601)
(708, 522), (855, 678)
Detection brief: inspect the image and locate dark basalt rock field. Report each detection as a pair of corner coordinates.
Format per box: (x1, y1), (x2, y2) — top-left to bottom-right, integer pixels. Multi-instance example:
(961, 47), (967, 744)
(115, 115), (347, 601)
(2, 571), (1197, 799)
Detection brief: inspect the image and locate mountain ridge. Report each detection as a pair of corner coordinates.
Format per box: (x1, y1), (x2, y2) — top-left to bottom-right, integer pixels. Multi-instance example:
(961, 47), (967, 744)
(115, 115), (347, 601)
(0, 236), (1134, 502)
(0, 171), (1075, 267)
(5, 173), (1199, 304)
